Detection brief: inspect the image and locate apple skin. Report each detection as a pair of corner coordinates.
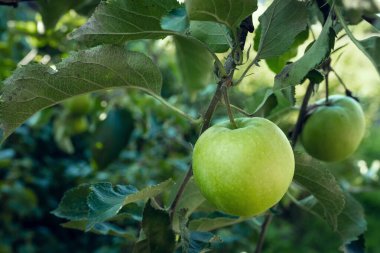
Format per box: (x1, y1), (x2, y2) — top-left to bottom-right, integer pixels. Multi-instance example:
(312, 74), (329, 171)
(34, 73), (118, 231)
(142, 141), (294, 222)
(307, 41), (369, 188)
(192, 117), (295, 217)
(301, 95), (365, 162)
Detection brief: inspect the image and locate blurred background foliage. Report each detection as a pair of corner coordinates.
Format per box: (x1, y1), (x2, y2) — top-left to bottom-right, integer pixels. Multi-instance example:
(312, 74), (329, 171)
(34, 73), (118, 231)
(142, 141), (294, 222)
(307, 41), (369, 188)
(0, 1), (380, 252)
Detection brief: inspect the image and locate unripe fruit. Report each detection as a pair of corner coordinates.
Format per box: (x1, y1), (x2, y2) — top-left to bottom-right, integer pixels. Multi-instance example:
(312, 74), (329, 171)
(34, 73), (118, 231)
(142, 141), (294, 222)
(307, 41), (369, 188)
(301, 95), (365, 162)
(192, 118), (295, 217)
(64, 94), (93, 116)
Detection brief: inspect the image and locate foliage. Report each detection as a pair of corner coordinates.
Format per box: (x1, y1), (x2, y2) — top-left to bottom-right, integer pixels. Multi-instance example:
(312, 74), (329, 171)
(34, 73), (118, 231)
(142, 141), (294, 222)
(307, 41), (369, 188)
(0, 0), (380, 252)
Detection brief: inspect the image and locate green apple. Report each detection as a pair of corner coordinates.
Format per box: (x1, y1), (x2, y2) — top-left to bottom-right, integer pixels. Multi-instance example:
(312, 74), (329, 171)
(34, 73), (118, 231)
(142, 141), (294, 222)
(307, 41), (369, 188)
(301, 95), (365, 162)
(192, 118), (295, 217)
(65, 94), (93, 116)
(68, 116), (89, 135)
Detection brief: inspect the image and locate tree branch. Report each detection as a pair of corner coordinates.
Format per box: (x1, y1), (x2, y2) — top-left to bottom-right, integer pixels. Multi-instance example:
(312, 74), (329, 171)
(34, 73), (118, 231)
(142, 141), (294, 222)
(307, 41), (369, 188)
(291, 82), (315, 148)
(169, 15), (254, 220)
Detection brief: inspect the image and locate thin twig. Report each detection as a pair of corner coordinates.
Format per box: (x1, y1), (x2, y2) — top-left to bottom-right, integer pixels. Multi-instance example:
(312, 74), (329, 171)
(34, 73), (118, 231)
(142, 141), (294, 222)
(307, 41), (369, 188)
(254, 214), (273, 253)
(330, 67), (349, 91)
(169, 164), (193, 221)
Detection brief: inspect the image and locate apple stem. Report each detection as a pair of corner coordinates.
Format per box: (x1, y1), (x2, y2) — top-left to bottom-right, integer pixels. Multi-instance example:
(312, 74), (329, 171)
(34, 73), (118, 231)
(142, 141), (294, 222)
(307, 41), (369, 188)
(325, 72), (330, 105)
(222, 84), (238, 129)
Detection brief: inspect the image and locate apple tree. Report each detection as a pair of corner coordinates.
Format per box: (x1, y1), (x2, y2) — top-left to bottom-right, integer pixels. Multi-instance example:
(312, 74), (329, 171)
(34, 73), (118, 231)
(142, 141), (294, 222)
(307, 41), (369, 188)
(0, 0), (379, 252)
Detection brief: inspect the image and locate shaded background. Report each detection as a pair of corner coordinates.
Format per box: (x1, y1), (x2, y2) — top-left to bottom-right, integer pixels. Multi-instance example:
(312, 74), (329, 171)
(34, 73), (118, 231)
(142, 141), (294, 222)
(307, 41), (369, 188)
(0, 1), (380, 252)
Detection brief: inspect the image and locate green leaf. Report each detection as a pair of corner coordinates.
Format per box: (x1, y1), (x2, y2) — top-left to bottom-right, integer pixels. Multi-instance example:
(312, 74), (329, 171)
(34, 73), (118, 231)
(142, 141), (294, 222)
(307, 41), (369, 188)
(185, 0), (257, 29)
(174, 36), (213, 91)
(344, 235), (365, 253)
(265, 29), (309, 73)
(161, 7), (189, 32)
(358, 36), (380, 76)
(37, 0), (84, 29)
(256, 0), (308, 60)
(363, 14), (380, 31)
(189, 21), (231, 53)
(86, 183), (139, 229)
(178, 209), (221, 253)
(0, 45), (162, 142)
(141, 200), (176, 253)
(70, 0), (181, 45)
(172, 178), (206, 232)
(52, 179), (174, 229)
(189, 216), (246, 232)
(91, 108), (135, 169)
(86, 179), (174, 229)
(273, 14), (335, 105)
(61, 220), (137, 239)
(294, 153), (345, 230)
(337, 8), (380, 76)
(337, 193), (367, 245)
(51, 184), (91, 220)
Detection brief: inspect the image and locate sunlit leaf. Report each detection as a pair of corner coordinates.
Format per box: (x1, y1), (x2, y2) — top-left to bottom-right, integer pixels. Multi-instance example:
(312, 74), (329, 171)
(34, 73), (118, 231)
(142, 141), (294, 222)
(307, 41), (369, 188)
(256, 0), (308, 60)
(189, 21), (231, 53)
(273, 14), (335, 106)
(185, 0), (257, 29)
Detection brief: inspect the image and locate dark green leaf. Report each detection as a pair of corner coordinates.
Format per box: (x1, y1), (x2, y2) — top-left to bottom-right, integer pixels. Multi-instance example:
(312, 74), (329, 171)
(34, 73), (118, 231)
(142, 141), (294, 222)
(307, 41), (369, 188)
(274, 14), (335, 105)
(51, 184), (91, 220)
(337, 193), (367, 245)
(37, 0), (85, 29)
(141, 200), (176, 253)
(0, 45), (162, 142)
(61, 220), (137, 239)
(359, 36), (380, 76)
(344, 235), (365, 253)
(294, 153), (345, 230)
(178, 209), (221, 253)
(86, 179), (174, 229)
(174, 36), (214, 91)
(189, 21), (231, 53)
(363, 14), (380, 31)
(185, 0), (257, 29)
(70, 0), (180, 45)
(86, 183), (139, 229)
(52, 179), (173, 229)
(189, 216), (246, 232)
(256, 0), (308, 60)
(91, 108), (134, 169)
(172, 178), (206, 232)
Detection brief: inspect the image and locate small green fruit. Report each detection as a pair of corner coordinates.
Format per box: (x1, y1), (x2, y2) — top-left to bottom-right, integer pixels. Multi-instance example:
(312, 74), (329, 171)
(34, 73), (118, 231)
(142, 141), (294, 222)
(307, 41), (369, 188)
(65, 94), (93, 116)
(301, 95), (365, 162)
(192, 118), (295, 217)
